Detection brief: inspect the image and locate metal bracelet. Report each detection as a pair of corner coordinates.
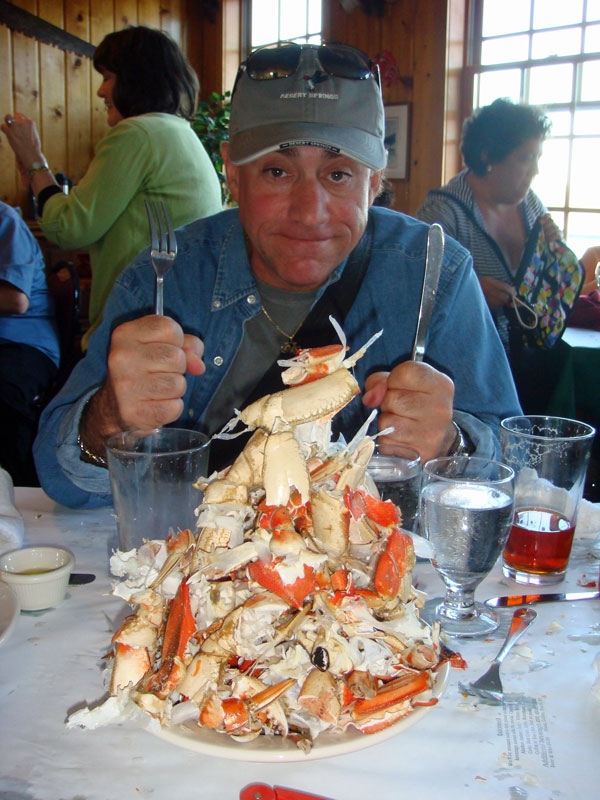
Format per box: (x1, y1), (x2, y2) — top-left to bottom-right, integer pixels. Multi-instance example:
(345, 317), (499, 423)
(77, 431), (107, 469)
(446, 420), (473, 457)
(27, 161), (50, 178)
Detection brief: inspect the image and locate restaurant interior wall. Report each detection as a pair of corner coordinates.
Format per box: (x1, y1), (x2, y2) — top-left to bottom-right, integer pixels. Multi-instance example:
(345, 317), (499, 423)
(0, 0), (464, 217)
(0, 0), (190, 213)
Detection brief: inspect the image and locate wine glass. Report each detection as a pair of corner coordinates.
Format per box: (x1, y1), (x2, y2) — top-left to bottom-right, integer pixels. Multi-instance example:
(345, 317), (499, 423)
(419, 456), (515, 637)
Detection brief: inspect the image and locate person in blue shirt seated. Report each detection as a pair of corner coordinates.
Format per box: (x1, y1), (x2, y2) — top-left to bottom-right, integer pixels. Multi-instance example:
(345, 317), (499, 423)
(0, 201), (60, 486)
(33, 42), (521, 508)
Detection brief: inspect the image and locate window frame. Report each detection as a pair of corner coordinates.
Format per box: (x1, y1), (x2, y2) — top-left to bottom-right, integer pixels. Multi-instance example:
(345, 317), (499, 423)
(243, 0), (323, 60)
(464, 0), (600, 254)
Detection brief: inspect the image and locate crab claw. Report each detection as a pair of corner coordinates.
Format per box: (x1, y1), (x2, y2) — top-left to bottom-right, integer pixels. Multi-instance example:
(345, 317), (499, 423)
(161, 578), (196, 662)
(298, 668), (341, 725)
(374, 528), (413, 600)
(247, 558), (317, 610)
(109, 642), (152, 693)
(350, 669), (430, 731)
(347, 488), (401, 529)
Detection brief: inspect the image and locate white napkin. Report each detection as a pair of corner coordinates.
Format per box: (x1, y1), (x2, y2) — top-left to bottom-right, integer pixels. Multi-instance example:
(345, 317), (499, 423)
(0, 467), (24, 555)
(576, 498), (600, 539)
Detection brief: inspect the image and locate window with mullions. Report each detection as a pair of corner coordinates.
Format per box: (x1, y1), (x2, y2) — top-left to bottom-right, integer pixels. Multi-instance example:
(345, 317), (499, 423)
(247, 0), (322, 53)
(469, 0), (600, 254)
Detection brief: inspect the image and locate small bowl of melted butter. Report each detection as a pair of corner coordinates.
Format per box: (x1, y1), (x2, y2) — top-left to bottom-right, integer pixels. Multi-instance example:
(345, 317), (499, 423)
(0, 546), (75, 611)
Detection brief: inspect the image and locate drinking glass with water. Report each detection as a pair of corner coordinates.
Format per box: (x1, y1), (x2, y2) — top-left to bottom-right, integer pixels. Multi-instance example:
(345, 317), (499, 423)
(367, 446), (421, 533)
(419, 455), (515, 638)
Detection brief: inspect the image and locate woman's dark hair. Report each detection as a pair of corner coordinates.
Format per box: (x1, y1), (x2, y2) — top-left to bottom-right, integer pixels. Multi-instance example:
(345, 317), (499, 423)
(373, 177), (396, 208)
(93, 26), (199, 120)
(461, 98), (552, 176)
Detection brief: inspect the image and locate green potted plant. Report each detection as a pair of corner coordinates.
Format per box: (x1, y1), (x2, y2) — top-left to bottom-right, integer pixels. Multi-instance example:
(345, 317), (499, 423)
(192, 90), (232, 205)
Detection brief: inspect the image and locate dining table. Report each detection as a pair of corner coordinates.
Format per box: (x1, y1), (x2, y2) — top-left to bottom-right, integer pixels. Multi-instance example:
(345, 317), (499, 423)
(547, 326), (600, 428)
(1, 487), (599, 800)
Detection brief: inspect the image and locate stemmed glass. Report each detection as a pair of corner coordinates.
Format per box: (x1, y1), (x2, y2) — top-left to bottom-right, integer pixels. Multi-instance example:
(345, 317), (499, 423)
(419, 456), (515, 637)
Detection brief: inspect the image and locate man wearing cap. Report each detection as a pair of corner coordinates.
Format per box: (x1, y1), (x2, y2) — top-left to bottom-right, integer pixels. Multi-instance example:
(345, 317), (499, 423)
(33, 42), (521, 508)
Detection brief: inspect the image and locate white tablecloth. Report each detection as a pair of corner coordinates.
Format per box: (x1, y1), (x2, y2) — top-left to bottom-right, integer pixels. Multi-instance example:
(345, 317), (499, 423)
(563, 326), (600, 349)
(1, 488), (599, 800)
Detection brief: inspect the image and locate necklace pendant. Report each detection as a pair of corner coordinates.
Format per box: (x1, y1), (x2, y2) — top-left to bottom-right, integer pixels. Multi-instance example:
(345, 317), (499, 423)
(280, 339), (298, 356)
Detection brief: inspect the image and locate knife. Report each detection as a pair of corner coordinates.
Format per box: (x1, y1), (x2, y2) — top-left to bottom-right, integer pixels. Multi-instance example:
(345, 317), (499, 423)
(69, 573), (96, 585)
(412, 223), (445, 362)
(485, 590), (600, 607)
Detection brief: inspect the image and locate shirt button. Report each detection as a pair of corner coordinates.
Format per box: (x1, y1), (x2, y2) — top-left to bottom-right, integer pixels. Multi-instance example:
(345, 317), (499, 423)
(212, 300), (222, 309)
(213, 356), (224, 367)
(247, 294), (257, 305)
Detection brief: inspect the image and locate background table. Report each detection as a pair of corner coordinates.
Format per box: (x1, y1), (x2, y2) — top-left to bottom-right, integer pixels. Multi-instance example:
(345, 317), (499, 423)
(1, 489), (599, 800)
(548, 327), (600, 425)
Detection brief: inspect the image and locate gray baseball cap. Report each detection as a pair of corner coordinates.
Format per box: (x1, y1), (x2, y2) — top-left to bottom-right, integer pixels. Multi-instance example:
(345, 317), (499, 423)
(228, 43), (387, 171)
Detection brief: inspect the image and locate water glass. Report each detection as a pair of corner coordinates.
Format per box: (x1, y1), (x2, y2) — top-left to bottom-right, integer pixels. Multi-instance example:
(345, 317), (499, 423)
(420, 456), (515, 638)
(367, 446), (421, 532)
(500, 415), (595, 585)
(106, 428), (210, 551)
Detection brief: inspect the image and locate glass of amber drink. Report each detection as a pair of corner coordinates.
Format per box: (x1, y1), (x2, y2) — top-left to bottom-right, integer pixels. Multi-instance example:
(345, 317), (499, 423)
(500, 416), (595, 585)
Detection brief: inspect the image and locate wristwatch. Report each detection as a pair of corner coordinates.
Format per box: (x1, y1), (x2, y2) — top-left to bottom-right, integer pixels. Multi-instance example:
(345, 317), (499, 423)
(447, 421), (474, 457)
(77, 397), (108, 468)
(77, 431), (108, 468)
(27, 160), (50, 177)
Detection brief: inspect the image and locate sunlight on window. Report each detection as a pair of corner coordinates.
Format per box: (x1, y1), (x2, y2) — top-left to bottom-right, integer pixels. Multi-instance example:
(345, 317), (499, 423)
(568, 212), (600, 255)
(529, 64), (573, 105)
(531, 29), (581, 60)
(251, 0), (322, 49)
(581, 60), (600, 100)
(477, 70), (521, 106)
(532, 0), (583, 30)
(482, 0), (530, 36)
(534, 139), (569, 208)
(573, 108), (600, 134)
(546, 109), (572, 136)
(252, 0), (280, 47)
(588, 0), (600, 21)
(584, 23), (600, 51)
(481, 35), (529, 65)
(570, 139), (600, 208)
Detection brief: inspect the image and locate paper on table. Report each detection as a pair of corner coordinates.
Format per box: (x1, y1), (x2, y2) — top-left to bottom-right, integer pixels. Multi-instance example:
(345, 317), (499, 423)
(0, 467), (24, 555)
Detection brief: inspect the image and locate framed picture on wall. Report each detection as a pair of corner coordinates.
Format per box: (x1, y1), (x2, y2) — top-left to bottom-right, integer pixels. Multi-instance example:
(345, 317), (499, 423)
(384, 104), (409, 179)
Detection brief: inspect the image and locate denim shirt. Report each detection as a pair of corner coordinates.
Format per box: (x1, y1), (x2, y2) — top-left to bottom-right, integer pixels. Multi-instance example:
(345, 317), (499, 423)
(34, 206), (521, 508)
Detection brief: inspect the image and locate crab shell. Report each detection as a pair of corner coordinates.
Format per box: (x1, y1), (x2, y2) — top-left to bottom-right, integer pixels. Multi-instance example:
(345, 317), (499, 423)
(240, 368), (359, 432)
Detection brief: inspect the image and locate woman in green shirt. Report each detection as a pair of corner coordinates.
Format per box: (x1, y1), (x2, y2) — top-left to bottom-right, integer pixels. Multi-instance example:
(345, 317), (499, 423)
(2, 26), (223, 348)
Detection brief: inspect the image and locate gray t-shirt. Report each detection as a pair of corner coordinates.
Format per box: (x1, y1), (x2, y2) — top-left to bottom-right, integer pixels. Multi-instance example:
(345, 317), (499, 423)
(203, 278), (316, 435)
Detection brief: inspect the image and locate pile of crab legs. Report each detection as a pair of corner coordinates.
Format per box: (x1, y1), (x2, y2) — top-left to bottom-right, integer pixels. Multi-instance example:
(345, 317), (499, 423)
(69, 319), (443, 749)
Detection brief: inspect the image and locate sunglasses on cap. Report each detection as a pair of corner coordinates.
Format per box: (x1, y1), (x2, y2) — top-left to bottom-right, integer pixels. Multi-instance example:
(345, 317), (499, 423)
(232, 41), (380, 95)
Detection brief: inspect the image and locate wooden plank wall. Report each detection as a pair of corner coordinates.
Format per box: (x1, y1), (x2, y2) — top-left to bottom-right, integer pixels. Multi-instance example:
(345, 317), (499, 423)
(0, 0), (186, 212)
(322, 0), (452, 215)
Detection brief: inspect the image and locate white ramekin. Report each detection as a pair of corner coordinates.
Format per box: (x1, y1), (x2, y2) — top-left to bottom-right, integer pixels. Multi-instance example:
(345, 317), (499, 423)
(0, 546), (75, 611)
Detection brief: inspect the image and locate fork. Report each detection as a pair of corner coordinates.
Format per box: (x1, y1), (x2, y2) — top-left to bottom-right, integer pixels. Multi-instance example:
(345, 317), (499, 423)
(461, 607), (537, 703)
(145, 199), (177, 315)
